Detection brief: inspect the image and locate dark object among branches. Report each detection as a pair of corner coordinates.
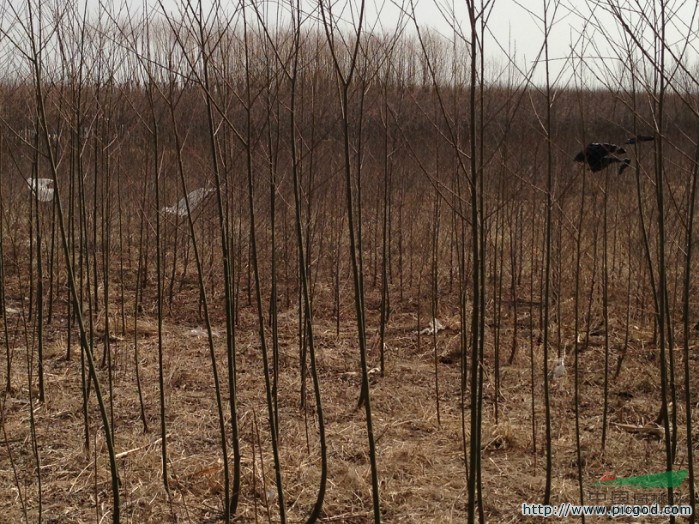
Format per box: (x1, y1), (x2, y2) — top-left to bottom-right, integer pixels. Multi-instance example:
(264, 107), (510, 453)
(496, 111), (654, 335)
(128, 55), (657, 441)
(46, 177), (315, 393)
(574, 143), (631, 174)
(626, 134), (655, 144)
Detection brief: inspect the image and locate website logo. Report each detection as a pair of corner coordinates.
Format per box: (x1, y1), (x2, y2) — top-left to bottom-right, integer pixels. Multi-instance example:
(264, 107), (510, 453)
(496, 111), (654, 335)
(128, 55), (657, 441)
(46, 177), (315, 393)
(594, 470), (688, 489)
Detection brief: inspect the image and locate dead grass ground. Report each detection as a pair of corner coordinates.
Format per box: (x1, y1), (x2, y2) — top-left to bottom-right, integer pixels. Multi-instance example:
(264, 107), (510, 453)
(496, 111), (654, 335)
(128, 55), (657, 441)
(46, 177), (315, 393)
(0, 281), (696, 523)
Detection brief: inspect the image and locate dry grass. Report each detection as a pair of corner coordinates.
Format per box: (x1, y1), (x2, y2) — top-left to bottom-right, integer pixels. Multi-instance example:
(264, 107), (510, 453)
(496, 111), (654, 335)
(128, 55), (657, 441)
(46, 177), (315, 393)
(1, 277), (696, 523)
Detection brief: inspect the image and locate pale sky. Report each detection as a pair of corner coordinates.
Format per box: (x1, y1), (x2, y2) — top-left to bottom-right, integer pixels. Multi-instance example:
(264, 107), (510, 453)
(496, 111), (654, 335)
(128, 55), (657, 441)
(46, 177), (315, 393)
(147, 0), (699, 87)
(354, 0), (699, 86)
(18, 0), (699, 88)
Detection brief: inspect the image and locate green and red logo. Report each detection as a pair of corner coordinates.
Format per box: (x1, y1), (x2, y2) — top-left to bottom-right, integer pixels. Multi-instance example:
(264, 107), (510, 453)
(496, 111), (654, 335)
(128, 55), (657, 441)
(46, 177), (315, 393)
(595, 470), (688, 489)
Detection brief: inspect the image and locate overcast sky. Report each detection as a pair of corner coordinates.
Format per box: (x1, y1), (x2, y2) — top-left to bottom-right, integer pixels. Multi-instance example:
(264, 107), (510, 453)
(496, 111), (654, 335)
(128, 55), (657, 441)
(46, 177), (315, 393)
(148, 0), (698, 86)
(74, 0), (699, 87)
(353, 0), (699, 86)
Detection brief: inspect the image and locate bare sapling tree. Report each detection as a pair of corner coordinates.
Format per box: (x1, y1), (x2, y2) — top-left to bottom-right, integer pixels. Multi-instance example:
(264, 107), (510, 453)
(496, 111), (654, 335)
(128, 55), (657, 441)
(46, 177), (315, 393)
(9, 0), (122, 520)
(318, 0), (382, 520)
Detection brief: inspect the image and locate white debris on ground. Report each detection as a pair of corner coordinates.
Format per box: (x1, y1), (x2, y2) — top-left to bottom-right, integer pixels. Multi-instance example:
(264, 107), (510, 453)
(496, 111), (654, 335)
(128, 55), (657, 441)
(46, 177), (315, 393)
(5, 307), (20, 315)
(189, 326), (220, 338)
(27, 178), (54, 202)
(266, 488), (278, 503)
(551, 354), (566, 381)
(162, 187), (214, 216)
(339, 367), (382, 383)
(415, 318), (445, 335)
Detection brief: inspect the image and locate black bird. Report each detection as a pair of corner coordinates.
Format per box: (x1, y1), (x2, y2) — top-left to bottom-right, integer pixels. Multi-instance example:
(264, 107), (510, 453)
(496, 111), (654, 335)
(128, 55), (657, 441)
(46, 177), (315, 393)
(625, 134), (655, 145)
(574, 142), (631, 174)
